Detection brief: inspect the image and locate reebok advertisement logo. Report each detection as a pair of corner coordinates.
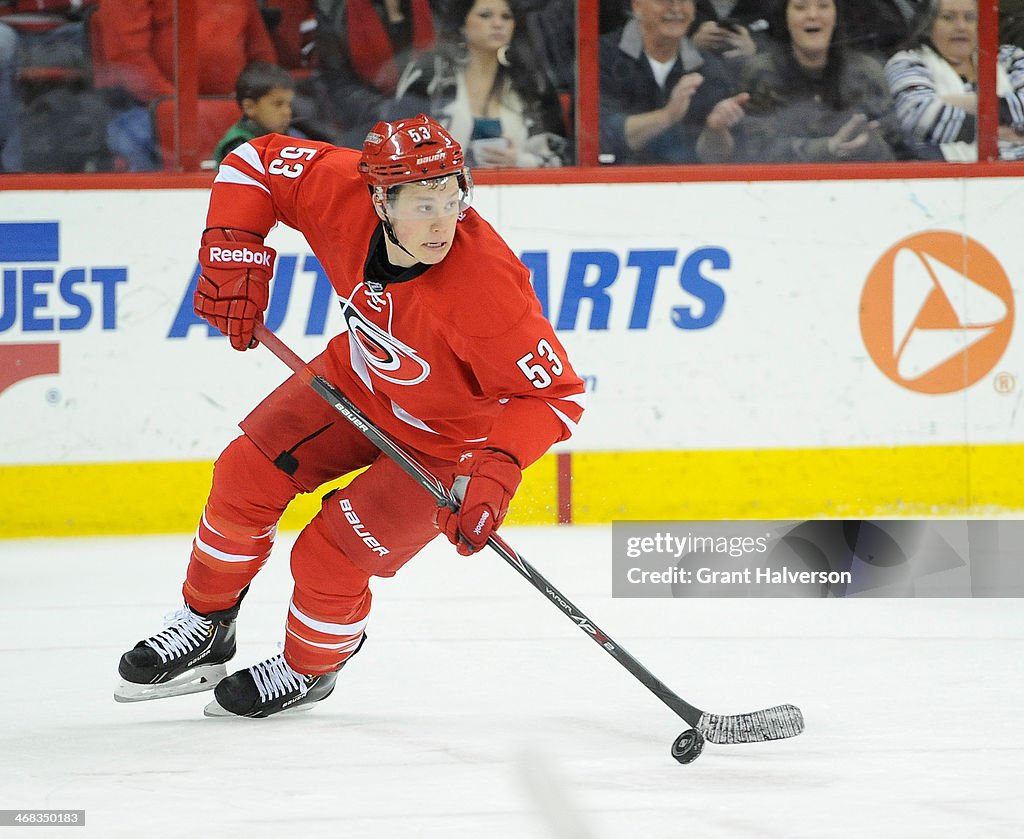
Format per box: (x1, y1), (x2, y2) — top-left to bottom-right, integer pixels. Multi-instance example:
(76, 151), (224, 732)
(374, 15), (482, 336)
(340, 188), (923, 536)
(860, 232), (1014, 394)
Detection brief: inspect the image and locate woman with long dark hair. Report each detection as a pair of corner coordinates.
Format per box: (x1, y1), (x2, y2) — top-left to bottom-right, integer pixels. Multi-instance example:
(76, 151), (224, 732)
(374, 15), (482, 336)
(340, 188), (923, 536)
(394, 0), (569, 166)
(724, 0), (900, 161)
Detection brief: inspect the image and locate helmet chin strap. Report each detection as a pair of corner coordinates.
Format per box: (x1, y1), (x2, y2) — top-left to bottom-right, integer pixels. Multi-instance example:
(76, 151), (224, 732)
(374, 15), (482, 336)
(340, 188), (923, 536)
(382, 220), (417, 262)
(373, 190), (418, 263)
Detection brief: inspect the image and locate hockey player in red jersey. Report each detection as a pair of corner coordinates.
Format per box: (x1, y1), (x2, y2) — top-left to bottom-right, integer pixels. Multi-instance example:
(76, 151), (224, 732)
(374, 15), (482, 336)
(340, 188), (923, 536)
(114, 114), (585, 718)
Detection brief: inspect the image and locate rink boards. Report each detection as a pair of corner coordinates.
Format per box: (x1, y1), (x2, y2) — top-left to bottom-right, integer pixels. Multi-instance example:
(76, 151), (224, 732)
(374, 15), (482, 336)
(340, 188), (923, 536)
(1, 177), (1021, 535)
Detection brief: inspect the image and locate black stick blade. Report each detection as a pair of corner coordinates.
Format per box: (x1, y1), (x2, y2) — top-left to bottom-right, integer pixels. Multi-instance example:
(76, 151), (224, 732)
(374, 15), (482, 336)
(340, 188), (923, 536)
(697, 704), (805, 744)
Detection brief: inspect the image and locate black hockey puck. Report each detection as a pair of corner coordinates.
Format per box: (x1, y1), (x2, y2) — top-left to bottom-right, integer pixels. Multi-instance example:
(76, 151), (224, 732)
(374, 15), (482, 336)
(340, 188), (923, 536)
(671, 729), (705, 764)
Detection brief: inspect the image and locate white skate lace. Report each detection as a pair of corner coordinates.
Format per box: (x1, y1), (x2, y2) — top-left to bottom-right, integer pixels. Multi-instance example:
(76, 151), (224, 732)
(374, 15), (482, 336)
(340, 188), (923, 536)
(251, 654), (309, 703)
(145, 608), (212, 664)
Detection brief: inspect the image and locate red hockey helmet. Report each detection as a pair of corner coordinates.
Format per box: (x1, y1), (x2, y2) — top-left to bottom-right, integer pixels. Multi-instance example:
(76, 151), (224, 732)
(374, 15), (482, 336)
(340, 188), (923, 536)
(359, 114), (473, 219)
(359, 114), (464, 185)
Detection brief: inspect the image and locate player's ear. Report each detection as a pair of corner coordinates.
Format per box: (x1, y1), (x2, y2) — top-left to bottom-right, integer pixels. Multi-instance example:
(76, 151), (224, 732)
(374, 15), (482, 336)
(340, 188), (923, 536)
(370, 185), (391, 222)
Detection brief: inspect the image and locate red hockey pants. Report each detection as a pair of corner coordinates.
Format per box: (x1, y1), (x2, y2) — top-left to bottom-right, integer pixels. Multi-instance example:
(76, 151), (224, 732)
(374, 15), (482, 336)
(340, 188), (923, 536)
(182, 364), (458, 675)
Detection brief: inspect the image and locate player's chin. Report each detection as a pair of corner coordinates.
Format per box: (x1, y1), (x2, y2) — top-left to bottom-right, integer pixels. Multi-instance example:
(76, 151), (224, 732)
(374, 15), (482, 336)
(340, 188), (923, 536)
(418, 241), (452, 263)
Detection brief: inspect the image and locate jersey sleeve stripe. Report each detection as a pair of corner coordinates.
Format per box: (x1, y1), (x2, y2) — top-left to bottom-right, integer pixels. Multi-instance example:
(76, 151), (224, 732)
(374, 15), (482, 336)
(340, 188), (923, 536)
(558, 391), (587, 409)
(229, 141), (266, 174)
(214, 164), (271, 195)
(545, 403), (580, 437)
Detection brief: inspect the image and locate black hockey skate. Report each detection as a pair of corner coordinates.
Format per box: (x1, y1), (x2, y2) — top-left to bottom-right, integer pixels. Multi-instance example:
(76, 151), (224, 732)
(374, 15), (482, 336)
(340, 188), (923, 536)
(113, 596), (243, 703)
(203, 653), (341, 718)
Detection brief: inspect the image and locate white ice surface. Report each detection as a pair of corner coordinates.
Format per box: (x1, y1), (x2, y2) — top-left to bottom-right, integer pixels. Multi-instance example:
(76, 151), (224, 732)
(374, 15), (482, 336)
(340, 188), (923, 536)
(0, 525), (1021, 839)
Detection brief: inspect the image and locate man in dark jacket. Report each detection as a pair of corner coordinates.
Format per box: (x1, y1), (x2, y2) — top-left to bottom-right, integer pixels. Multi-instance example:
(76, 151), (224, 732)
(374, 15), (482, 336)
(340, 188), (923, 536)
(599, 0), (738, 164)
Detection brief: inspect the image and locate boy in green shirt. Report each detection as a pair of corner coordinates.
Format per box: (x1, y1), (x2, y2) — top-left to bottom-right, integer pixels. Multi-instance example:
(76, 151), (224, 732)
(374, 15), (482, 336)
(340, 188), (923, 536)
(214, 62), (296, 164)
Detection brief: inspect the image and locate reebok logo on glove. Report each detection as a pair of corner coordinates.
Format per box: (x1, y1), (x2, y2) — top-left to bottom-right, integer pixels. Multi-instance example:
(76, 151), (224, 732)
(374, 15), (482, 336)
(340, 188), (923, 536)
(195, 231), (276, 351)
(207, 247), (274, 266)
(437, 450), (522, 556)
(472, 511), (491, 536)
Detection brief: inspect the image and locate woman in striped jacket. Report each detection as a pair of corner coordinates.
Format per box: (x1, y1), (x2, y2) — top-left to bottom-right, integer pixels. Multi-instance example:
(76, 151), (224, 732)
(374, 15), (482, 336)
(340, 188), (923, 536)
(884, 0), (1024, 160)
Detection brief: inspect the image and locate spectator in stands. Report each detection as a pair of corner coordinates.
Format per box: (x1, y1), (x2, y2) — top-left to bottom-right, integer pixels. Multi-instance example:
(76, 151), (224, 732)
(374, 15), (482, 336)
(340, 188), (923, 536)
(256, 2), (341, 144)
(90, 0), (278, 170)
(518, 0), (575, 94)
(395, 0), (569, 166)
(691, 0), (773, 60)
(92, 0), (278, 101)
(843, 1), (927, 58)
(512, 0), (632, 33)
(214, 61), (296, 164)
(707, 0), (899, 162)
(315, 0), (436, 145)
(516, 0), (635, 95)
(885, 0), (1024, 160)
(1002, 0), (1024, 50)
(262, 0), (318, 70)
(598, 0), (742, 164)
(0, 20), (20, 171)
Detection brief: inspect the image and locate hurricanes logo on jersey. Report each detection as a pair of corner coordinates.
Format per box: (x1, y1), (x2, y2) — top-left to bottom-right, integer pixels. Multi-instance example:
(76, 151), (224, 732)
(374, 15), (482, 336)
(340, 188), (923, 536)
(341, 298), (430, 385)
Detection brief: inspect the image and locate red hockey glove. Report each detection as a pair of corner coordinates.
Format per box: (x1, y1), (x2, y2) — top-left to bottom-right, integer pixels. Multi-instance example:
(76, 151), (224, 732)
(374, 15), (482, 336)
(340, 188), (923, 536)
(195, 230), (275, 351)
(437, 450), (522, 556)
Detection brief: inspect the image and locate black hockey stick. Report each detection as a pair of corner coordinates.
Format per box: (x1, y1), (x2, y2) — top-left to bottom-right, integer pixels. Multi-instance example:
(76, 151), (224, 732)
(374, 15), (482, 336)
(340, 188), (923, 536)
(253, 323), (804, 759)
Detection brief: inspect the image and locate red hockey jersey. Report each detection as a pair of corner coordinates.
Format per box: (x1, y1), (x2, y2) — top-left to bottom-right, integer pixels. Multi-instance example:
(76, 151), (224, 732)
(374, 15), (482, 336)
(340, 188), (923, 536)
(209, 135), (585, 467)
